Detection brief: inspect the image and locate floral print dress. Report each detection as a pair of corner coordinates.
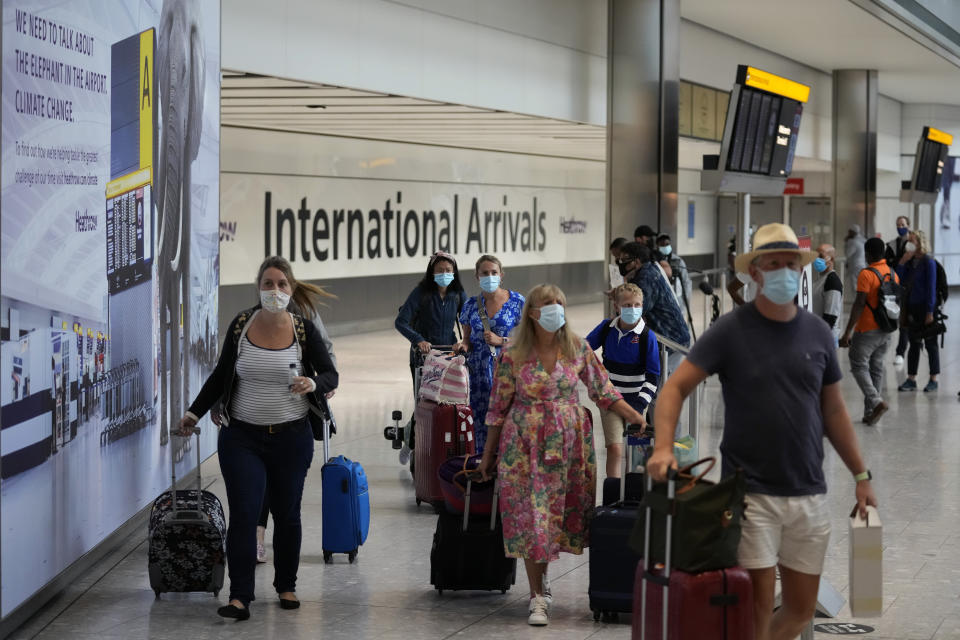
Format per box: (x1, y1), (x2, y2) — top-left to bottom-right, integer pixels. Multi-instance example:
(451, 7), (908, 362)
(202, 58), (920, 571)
(486, 340), (622, 562)
(459, 291), (525, 452)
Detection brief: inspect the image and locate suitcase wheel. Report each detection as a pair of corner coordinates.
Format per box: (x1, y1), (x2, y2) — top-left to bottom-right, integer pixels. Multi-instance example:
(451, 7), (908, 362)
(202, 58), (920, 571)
(416, 498), (422, 507)
(154, 591), (161, 600)
(438, 589), (444, 596)
(348, 550), (357, 564)
(500, 589), (506, 594)
(323, 551), (333, 564)
(214, 590), (220, 597)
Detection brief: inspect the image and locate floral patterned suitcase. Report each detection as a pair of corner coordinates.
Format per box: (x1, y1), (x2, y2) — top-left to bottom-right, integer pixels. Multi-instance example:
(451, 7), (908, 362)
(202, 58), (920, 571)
(147, 429), (225, 597)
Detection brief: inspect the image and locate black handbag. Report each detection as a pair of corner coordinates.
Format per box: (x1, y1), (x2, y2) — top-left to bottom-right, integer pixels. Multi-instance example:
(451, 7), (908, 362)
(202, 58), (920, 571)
(629, 458), (746, 573)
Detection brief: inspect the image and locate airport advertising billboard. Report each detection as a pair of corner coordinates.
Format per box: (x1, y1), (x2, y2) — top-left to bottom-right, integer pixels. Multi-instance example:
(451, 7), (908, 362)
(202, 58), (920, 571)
(0, 0), (220, 618)
(935, 156), (960, 285)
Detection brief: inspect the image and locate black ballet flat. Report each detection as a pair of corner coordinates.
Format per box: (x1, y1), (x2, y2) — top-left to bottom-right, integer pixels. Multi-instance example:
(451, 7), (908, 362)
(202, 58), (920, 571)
(217, 604), (250, 620)
(279, 597), (300, 610)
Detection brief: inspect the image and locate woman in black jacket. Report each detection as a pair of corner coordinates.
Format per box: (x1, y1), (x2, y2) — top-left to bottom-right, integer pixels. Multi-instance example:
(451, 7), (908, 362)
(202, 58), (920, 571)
(177, 256), (337, 620)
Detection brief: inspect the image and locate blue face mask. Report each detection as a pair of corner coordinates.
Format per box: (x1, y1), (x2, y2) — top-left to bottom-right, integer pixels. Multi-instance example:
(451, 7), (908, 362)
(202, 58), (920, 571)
(479, 275), (500, 293)
(813, 257), (827, 273)
(434, 272), (454, 287)
(760, 267), (800, 305)
(536, 304), (566, 332)
(897, 227), (908, 237)
(659, 245), (672, 256)
(619, 306), (642, 325)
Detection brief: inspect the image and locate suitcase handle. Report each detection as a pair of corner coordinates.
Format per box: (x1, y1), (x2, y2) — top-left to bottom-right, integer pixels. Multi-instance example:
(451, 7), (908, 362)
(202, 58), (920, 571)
(640, 467), (677, 640)
(462, 473), (499, 533)
(169, 426), (204, 520)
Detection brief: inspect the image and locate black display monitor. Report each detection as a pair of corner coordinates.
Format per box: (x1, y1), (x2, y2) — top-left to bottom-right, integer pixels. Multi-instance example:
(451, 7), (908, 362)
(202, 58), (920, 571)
(911, 126), (952, 193)
(722, 65), (808, 178)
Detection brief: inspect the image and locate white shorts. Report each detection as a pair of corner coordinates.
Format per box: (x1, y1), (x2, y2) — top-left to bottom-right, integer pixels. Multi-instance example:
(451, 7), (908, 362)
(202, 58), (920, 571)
(737, 493), (831, 575)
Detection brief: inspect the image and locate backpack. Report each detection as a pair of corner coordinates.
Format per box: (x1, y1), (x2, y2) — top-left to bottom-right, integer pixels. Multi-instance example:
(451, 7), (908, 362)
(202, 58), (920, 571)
(935, 259), (949, 307)
(598, 320), (650, 370)
(865, 268), (901, 333)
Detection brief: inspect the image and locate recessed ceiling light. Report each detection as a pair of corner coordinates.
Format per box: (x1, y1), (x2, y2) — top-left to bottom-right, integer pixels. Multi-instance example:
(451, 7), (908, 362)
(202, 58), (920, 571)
(306, 104), (326, 109)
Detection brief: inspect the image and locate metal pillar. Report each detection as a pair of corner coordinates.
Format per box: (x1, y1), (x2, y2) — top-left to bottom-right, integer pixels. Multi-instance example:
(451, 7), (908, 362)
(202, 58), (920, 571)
(832, 70), (878, 245)
(606, 0), (680, 243)
(738, 193), (752, 259)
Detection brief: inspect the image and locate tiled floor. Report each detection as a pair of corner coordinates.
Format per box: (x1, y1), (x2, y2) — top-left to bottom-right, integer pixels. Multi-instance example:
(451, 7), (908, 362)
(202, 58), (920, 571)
(11, 297), (960, 640)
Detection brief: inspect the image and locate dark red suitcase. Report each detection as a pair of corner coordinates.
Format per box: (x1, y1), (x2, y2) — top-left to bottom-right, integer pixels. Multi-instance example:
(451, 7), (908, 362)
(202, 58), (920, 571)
(632, 470), (754, 640)
(413, 400), (475, 507)
(633, 563), (753, 640)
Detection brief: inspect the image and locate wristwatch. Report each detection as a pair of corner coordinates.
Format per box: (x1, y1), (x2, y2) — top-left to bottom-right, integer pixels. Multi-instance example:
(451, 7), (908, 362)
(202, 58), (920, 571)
(853, 469), (872, 482)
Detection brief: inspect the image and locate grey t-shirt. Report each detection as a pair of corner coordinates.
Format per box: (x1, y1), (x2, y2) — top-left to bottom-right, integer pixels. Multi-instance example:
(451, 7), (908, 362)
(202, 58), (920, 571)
(687, 302), (842, 496)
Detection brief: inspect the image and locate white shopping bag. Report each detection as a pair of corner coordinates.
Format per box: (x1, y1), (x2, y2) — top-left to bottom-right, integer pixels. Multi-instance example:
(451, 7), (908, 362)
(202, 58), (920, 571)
(848, 505), (882, 618)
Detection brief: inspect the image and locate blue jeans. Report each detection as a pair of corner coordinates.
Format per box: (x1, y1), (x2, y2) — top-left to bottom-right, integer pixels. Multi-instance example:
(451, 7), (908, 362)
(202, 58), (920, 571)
(218, 418), (314, 606)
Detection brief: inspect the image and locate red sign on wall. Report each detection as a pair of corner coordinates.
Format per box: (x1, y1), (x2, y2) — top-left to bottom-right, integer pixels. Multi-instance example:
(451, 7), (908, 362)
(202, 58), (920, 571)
(784, 178), (805, 195)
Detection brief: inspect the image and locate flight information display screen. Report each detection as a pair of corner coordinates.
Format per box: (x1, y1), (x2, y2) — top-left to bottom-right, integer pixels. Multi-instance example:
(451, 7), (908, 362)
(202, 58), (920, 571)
(913, 127), (951, 193)
(723, 66), (808, 178)
(106, 184), (152, 294)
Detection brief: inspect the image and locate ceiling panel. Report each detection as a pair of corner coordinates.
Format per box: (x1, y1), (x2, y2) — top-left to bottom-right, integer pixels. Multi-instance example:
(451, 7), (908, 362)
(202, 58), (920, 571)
(220, 72), (606, 161)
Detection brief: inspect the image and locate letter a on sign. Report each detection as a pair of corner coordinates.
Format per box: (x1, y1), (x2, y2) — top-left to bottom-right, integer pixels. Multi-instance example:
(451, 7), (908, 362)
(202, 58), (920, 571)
(138, 29), (155, 172)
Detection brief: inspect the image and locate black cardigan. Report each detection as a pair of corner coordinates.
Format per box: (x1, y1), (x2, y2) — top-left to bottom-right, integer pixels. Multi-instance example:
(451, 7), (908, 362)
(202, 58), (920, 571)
(187, 308), (338, 424)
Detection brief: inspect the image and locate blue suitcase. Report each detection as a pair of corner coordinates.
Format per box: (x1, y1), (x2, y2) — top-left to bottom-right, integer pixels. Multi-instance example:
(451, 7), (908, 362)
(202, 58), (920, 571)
(321, 454), (370, 563)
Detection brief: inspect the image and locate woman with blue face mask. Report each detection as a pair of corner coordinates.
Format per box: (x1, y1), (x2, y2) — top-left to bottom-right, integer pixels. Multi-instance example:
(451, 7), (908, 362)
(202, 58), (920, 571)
(456, 254), (525, 453)
(476, 284), (644, 626)
(395, 251), (467, 379)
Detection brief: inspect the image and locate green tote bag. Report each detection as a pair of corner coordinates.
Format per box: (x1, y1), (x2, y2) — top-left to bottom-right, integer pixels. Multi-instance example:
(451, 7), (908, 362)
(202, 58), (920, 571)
(630, 458), (746, 573)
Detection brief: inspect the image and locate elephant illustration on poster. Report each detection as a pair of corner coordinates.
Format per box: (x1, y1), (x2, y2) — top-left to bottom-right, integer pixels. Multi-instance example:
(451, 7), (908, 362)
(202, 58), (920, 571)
(156, 0), (205, 445)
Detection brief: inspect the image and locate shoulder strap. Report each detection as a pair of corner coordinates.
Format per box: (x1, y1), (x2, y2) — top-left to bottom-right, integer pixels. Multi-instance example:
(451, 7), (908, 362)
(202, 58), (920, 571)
(598, 321), (613, 355)
(233, 308), (260, 358)
(477, 294), (492, 333)
(638, 325), (650, 371)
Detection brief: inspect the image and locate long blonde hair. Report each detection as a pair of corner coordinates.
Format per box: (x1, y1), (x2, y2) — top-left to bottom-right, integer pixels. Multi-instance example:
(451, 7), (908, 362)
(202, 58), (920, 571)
(509, 283), (580, 361)
(911, 229), (929, 255)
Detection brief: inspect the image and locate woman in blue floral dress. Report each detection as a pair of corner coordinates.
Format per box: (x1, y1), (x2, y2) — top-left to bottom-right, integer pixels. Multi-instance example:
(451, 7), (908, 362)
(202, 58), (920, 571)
(458, 255), (524, 452)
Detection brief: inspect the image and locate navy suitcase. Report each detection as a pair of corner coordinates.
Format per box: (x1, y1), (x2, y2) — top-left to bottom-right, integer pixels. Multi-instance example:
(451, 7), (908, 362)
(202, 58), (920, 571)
(589, 426), (646, 621)
(148, 427), (226, 597)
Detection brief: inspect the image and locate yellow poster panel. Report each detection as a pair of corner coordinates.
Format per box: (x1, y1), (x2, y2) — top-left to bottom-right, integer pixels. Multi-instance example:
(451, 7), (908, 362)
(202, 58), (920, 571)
(692, 85), (716, 140)
(138, 29), (154, 170)
(679, 81), (692, 137)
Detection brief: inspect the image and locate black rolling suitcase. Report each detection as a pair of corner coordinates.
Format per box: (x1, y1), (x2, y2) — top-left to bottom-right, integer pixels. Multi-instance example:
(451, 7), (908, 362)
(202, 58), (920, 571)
(148, 426), (226, 597)
(430, 472), (516, 594)
(589, 425), (646, 621)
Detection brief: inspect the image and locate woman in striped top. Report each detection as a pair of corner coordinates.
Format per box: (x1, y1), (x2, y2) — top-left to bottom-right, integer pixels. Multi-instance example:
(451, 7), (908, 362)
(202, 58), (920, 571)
(178, 256), (337, 621)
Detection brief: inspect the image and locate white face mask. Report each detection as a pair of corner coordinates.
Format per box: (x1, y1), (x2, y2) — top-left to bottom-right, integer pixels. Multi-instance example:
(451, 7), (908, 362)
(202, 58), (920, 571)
(905, 242), (917, 253)
(260, 288), (290, 313)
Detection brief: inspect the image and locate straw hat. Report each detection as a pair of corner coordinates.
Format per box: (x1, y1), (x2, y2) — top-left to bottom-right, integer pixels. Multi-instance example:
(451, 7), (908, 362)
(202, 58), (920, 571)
(734, 223), (817, 273)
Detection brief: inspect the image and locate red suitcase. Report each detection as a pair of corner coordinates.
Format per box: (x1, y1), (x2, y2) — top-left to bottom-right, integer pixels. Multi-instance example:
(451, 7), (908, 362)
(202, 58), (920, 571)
(414, 400), (475, 507)
(633, 470), (754, 640)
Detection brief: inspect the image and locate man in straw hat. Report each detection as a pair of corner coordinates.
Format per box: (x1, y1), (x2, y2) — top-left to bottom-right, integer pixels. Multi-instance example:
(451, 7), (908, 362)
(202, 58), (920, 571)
(646, 223), (877, 640)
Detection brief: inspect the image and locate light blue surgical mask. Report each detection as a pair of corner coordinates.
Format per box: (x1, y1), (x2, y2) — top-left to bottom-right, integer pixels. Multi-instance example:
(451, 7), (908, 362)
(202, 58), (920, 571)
(760, 267), (800, 305)
(479, 275), (500, 293)
(619, 306), (642, 325)
(659, 245), (672, 256)
(813, 257), (827, 273)
(434, 273), (454, 288)
(536, 304), (565, 332)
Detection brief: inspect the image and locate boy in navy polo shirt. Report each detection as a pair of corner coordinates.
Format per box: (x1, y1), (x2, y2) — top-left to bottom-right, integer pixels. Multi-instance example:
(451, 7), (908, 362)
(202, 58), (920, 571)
(586, 283), (661, 478)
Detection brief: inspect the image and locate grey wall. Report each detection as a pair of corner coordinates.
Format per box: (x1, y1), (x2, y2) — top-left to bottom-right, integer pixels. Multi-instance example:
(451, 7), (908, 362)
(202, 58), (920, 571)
(218, 261), (607, 340)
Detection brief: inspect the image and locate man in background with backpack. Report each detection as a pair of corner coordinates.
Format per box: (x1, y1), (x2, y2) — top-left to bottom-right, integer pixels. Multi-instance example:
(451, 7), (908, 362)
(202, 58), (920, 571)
(840, 238), (900, 425)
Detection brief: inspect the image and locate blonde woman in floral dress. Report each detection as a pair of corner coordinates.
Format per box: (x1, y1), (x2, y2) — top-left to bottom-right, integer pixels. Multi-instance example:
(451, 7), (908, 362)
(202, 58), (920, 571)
(477, 284), (646, 626)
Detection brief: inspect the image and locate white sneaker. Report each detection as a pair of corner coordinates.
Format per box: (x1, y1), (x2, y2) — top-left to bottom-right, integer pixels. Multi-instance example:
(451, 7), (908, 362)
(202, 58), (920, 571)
(527, 596), (549, 626)
(527, 577), (553, 612)
(398, 443), (411, 465)
(894, 355), (904, 366)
